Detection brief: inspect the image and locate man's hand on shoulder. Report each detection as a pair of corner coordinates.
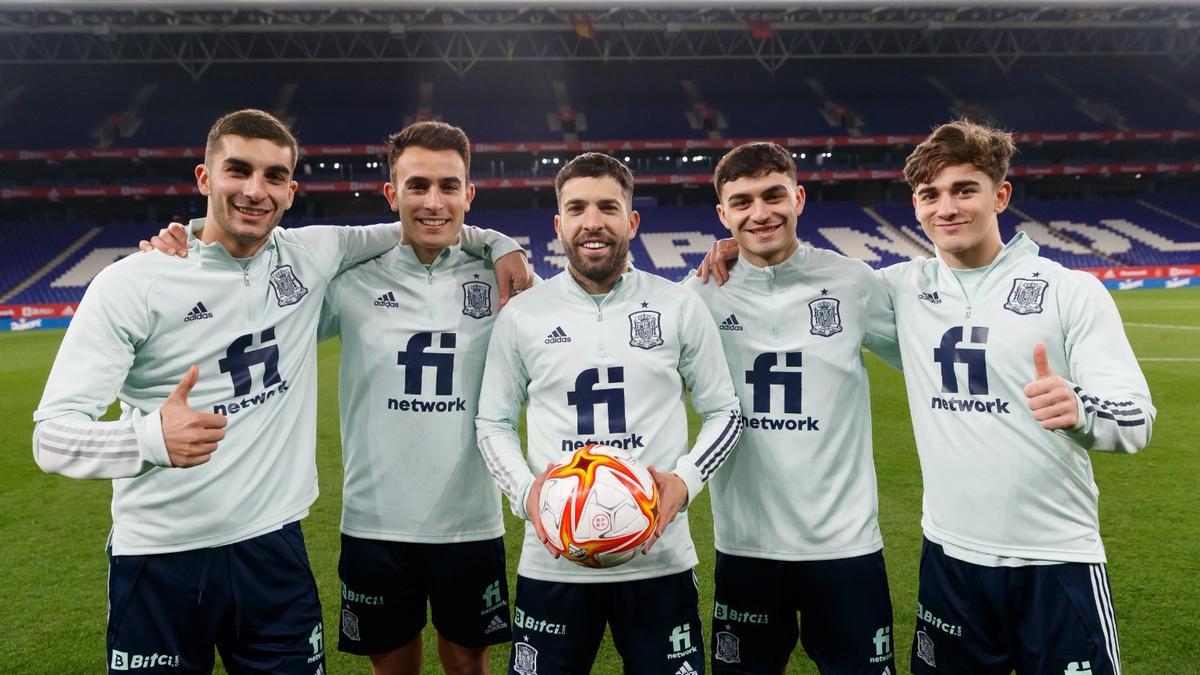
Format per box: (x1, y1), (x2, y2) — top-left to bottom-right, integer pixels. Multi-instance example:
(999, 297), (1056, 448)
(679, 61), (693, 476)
(496, 251), (535, 309)
(160, 365), (227, 467)
(138, 222), (191, 258)
(697, 238), (738, 285)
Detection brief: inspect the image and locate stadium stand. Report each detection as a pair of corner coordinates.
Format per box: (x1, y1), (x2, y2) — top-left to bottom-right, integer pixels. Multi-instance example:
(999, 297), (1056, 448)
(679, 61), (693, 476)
(8, 195), (1199, 305)
(0, 221), (93, 299)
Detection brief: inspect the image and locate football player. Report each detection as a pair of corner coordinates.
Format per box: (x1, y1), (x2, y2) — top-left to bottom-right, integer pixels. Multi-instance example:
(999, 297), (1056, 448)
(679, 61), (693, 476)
(684, 141), (902, 674)
(476, 152), (743, 675)
(318, 121), (518, 675)
(36, 109), (528, 674)
(887, 119), (1152, 675)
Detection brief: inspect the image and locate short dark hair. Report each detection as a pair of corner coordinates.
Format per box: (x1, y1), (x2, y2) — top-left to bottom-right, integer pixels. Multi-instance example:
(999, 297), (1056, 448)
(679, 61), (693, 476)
(205, 109), (299, 168)
(387, 121), (471, 182)
(904, 118), (1016, 189)
(712, 142), (797, 199)
(554, 152), (635, 208)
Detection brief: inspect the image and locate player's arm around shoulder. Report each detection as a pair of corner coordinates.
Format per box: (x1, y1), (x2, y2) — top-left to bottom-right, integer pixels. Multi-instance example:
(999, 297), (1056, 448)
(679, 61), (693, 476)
(850, 259), (902, 370)
(1026, 269), (1155, 453)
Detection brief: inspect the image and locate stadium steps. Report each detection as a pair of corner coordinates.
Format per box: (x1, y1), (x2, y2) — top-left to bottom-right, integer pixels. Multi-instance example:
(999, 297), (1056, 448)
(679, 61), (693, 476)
(861, 206), (933, 256)
(1136, 199), (1200, 232)
(1008, 205), (1123, 266)
(0, 225), (102, 303)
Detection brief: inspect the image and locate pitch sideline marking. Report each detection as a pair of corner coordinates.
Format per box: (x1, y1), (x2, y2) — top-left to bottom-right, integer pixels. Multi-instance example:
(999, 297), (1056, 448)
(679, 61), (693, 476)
(1137, 357), (1200, 362)
(1125, 322), (1200, 331)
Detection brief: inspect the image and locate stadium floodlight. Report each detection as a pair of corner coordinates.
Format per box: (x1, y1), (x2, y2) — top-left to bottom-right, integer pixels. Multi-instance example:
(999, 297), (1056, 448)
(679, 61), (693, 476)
(389, 23), (406, 39)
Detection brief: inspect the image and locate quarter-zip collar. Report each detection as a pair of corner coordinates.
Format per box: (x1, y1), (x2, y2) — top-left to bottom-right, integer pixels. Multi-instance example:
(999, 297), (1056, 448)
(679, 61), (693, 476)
(188, 217), (281, 270)
(562, 266), (635, 308)
(728, 243), (812, 293)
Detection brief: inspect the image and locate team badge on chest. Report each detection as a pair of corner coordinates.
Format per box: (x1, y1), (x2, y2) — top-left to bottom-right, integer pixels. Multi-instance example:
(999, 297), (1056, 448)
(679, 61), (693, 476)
(628, 309), (664, 350)
(461, 279), (493, 319)
(1003, 278), (1049, 315)
(808, 297), (843, 337)
(269, 265), (308, 306)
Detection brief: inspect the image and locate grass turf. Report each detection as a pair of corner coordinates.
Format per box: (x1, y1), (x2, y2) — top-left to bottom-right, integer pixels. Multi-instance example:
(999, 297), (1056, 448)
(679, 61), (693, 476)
(1, 287), (1197, 673)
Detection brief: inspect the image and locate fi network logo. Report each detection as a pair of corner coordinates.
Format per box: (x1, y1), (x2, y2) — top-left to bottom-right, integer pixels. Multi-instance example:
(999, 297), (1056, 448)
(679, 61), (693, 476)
(870, 626), (893, 664)
(396, 332), (456, 395)
(933, 326), (989, 394)
(669, 624), (692, 653)
(745, 352), (802, 414)
(482, 580), (503, 610)
(1065, 662), (1092, 675)
(218, 328), (281, 396)
(567, 367), (627, 435)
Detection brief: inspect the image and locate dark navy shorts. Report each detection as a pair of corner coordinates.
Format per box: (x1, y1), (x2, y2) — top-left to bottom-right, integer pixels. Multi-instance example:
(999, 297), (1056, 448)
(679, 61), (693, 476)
(710, 550), (895, 674)
(106, 521), (325, 674)
(911, 538), (1122, 675)
(508, 570), (705, 675)
(337, 534), (511, 655)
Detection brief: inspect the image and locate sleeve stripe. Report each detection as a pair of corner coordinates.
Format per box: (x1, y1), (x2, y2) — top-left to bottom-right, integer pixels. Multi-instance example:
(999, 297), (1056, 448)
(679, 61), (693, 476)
(698, 410), (743, 480)
(1084, 406), (1146, 427)
(42, 419), (139, 439)
(37, 430), (138, 448)
(478, 436), (520, 498)
(694, 410), (738, 467)
(38, 445), (141, 460)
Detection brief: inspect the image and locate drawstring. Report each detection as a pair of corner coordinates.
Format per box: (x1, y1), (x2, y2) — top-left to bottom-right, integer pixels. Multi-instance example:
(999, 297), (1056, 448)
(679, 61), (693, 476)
(196, 549), (213, 604)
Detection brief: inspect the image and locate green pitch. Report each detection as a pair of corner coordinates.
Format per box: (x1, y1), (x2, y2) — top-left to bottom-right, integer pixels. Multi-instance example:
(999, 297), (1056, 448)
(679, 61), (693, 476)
(2, 288), (1198, 673)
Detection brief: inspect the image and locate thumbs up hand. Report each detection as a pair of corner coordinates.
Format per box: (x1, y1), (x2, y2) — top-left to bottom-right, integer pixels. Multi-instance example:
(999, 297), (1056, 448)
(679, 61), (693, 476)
(1023, 343), (1079, 431)
(160, 366), (228, 467)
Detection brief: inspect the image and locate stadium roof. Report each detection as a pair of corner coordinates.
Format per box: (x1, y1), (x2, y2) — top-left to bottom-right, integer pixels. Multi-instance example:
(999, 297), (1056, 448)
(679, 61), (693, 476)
(1, 3), (1196, 77)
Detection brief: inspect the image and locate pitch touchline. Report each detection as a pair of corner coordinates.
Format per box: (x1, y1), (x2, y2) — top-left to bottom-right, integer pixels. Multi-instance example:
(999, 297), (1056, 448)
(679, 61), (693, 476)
(1138, 357), (1200, 362)
(1125, 322), (1200, 331)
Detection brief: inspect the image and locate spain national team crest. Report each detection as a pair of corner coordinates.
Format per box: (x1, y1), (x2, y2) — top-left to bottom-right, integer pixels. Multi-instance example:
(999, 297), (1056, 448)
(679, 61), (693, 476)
(628, 310), (664, 350)
(462, 279), (493, 319)
(1004, 278), (1049, 315)
(714, 630), (741, 664)
(808, 297), (843, 337)
(915, 630), (936, 667)
(269, 265), (308, 306)
(340, 609), (361, 641)
(513, 642), (538, 675)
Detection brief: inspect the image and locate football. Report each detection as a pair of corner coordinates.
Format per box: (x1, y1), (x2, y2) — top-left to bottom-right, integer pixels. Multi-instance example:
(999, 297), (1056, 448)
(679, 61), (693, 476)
(538, 444), (660, 568)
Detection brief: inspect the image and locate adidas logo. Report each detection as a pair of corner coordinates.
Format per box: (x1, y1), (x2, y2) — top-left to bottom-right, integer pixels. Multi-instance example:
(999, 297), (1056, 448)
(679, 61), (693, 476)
(675, 663), (698, 675)
(718, 314), (744, 331)
(544, 326), (572, 344)
(184, 301), (213, 322)
(374, 291), (399, 308)
(918, 291), (942, 304)
(485, 615), (508, 634)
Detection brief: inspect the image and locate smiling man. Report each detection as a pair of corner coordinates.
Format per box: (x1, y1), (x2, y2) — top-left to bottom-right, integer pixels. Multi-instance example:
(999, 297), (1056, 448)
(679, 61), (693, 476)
(881, 119), (1154, 675)
(33, 110), (526, 675)
(476, 152), (742, 675)
(684, 142), (902, 675)
(320, 121), (516, 675)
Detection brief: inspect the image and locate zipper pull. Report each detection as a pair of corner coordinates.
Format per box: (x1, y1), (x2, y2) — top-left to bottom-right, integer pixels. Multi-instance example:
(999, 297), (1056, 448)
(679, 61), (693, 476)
(965, 305), (972, 319)
(243, 269), (250, 287)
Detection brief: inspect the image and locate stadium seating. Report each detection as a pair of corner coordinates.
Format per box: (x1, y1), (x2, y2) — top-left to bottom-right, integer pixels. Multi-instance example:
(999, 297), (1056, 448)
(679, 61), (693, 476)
(8, 195), (1197, 305)
(0, 221), (93, 298)
(6, 59), (1200, 150)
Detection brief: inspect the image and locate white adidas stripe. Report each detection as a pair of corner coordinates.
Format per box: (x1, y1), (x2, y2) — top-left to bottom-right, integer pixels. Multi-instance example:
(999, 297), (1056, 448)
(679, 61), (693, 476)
(1089, 564), (1121, 675)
